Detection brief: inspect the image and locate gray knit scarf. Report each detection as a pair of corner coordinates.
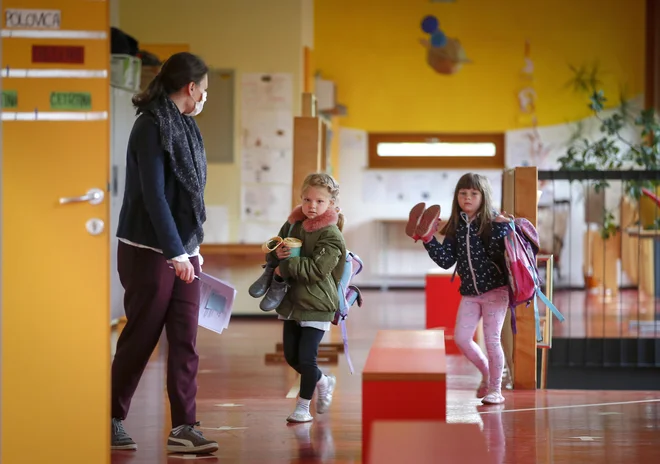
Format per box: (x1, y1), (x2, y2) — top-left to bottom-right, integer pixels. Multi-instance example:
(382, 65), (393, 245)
(147, 97), (207, 254)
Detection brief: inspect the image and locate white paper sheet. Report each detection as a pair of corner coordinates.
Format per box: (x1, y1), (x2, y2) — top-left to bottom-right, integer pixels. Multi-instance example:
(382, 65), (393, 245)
(242, 147), (293, 184)
(198, 272), (237, 335)
(241, 110), (293, 151)
(241, 73), (293, 112)
(241, 184), (291, 222)
(239, 73), (294, 227)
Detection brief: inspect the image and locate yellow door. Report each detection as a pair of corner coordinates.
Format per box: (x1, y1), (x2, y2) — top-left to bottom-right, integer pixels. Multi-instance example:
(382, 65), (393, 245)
(2, 1), (110, 462)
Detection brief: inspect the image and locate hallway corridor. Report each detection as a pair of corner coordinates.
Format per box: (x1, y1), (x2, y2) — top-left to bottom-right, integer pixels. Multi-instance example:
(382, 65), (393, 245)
(110, 290), (660, 463)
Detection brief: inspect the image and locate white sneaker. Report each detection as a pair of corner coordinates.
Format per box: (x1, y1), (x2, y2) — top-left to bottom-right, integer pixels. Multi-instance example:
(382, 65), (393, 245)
(286, 408), (313, 423)
(316, 375), (336, 414)
(482, 391), (505, 405)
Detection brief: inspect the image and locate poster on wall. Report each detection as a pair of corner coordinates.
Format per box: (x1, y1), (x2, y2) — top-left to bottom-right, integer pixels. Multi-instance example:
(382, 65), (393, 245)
(362, 170), (502, 209)
(241, 183), (291, 223)
(241, 73), (293, 112)
(242, 147), (293, 185)
(240, 73), (293, 243)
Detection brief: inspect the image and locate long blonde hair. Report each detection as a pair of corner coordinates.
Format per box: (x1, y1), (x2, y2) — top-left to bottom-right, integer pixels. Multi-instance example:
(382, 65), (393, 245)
(440, 173), (497, 239)
(301, 172), (345, 231)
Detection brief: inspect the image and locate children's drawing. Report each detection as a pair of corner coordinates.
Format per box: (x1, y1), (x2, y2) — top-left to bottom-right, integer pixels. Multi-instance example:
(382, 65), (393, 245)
(419, 15), (471, 75)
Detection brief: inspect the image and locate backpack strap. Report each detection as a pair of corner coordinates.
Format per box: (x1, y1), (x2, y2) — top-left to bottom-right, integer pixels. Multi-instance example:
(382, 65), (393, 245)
(340, 319), (355, 374)
(531, 274), (565, 342)
(450, 266), (458, 283)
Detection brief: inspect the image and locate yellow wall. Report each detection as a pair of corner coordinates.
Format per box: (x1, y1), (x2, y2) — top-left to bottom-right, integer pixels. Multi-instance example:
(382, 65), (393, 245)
(314, 0), (646, 132)
(119, 0), (306, 241)
(141, 43), (190, 61)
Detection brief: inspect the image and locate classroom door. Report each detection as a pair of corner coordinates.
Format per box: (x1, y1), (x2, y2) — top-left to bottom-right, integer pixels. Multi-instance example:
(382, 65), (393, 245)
(1, 1), (110, 462)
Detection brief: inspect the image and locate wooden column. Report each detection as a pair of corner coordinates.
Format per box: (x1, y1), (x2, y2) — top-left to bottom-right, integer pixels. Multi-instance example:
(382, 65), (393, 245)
(512, 166), (539, 390)
(292, 93), (327, 209)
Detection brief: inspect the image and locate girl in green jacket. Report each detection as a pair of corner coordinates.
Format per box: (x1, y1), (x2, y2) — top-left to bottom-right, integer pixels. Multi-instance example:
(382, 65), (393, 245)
(251, 173), (347, 423)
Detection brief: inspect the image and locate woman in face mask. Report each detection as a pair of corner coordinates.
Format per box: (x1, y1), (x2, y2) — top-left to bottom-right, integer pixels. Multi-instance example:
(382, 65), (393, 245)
(112, 52), (218, 455)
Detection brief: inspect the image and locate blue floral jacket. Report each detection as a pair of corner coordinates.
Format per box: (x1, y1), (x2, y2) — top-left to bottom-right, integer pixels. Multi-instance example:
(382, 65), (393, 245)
(424, 212), (510, 296)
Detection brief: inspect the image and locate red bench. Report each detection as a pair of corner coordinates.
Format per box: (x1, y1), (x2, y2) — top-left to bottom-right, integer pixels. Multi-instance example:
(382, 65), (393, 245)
(368, 421), (490, 463)
(425, 268), (462, 354)
(362, 330), (447, 463)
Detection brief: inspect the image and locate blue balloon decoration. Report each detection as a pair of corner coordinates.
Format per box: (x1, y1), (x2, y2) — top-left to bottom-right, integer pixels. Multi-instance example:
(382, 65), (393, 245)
(430, 30), (447, 48)
(421, 15), (439, 34)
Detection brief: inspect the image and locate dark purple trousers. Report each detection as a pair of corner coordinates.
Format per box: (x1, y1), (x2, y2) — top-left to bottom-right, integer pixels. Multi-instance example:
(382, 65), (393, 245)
(112, 242), (200, 427)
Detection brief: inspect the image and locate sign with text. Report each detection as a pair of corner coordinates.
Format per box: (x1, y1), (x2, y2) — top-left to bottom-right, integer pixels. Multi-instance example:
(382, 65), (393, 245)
(32, 45), (84, 64)
(50, 92), (92, 111)
(5, 9), (61, 29)
(2, 91), (18, 109)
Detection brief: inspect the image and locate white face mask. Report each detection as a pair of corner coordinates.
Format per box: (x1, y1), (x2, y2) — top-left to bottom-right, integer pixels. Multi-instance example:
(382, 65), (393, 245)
(187, 90), (207, 117)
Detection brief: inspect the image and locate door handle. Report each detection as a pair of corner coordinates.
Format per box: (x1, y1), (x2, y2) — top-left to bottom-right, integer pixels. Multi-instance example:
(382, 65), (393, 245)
(59, 188), (105, 205)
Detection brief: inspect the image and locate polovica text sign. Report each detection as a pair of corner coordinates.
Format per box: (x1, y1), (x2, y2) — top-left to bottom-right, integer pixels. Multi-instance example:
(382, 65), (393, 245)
(5, 9), (61, 29)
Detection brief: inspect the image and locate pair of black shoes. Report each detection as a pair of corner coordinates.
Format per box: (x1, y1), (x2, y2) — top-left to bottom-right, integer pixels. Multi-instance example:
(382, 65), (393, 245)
(249, 265), (289, 311)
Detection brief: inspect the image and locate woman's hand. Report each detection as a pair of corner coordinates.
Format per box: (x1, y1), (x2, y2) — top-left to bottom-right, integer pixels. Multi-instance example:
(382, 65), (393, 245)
(172, 259), (195, 284)
(276, 245), (291, 260)
(495, 211), (514, 223)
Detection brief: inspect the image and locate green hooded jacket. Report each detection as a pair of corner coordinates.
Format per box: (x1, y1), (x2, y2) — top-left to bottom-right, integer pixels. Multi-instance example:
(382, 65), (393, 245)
(267, 206), (346, 322)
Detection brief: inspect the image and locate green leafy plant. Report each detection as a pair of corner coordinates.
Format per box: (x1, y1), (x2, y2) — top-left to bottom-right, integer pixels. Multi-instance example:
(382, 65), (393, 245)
(557, 89), (660, 237)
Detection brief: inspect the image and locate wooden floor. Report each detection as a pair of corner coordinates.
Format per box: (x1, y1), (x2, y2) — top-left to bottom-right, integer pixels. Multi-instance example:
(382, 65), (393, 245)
(111, 290), (660, 463)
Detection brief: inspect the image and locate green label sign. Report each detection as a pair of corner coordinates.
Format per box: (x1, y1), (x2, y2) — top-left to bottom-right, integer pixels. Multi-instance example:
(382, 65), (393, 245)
(2, 90), (18, 109)
(50, 92), (91, 110)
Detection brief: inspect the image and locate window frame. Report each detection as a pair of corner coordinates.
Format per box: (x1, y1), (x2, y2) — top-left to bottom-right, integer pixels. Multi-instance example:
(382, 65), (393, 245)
(367, 132), (505, 169)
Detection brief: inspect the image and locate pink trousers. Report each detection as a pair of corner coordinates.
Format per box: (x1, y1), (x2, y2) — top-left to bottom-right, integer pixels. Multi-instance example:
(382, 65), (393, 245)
(454, 286), (509, 392)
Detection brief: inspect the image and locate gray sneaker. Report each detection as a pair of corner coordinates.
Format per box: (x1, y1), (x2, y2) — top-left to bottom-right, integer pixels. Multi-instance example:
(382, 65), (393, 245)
(111, 418), (137, 451)
(167, 422), (219, 454)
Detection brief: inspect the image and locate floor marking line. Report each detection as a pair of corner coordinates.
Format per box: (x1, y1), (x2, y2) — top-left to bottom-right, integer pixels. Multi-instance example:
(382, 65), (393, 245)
(474, 398), (660, 416)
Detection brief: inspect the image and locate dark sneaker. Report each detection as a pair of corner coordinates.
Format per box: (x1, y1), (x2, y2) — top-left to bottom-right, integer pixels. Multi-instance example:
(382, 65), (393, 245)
(259, 277), (289, 311)
(249, 264), (275, 298)
(167, 422), (219, 454)
(111, 418), (137, 451)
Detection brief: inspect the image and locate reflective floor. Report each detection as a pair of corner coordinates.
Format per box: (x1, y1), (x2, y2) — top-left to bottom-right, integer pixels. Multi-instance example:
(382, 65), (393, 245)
(110, 290), (660, 463)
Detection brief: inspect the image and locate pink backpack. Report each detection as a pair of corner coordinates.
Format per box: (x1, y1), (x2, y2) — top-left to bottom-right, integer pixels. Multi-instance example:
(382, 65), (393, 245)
(503, 218), (564, 341)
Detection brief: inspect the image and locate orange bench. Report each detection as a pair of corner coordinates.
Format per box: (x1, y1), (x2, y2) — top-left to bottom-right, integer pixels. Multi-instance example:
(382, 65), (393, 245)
(368, 421), (490, 464)
(425, 269), (462, 354)
(362, 330), (447, 463)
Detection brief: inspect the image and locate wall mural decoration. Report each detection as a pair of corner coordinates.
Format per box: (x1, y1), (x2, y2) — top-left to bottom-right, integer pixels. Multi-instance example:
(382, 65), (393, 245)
(419, 15), (470, 75)
(516, 40), (551, 169)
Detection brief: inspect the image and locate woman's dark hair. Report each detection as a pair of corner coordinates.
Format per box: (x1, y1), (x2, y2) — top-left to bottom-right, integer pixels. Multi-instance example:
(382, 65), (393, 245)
(133, 52), (208, 113)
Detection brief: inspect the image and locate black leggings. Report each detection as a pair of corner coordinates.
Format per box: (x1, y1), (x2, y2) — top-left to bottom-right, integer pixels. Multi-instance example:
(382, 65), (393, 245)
(282, 320), (325, 400)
